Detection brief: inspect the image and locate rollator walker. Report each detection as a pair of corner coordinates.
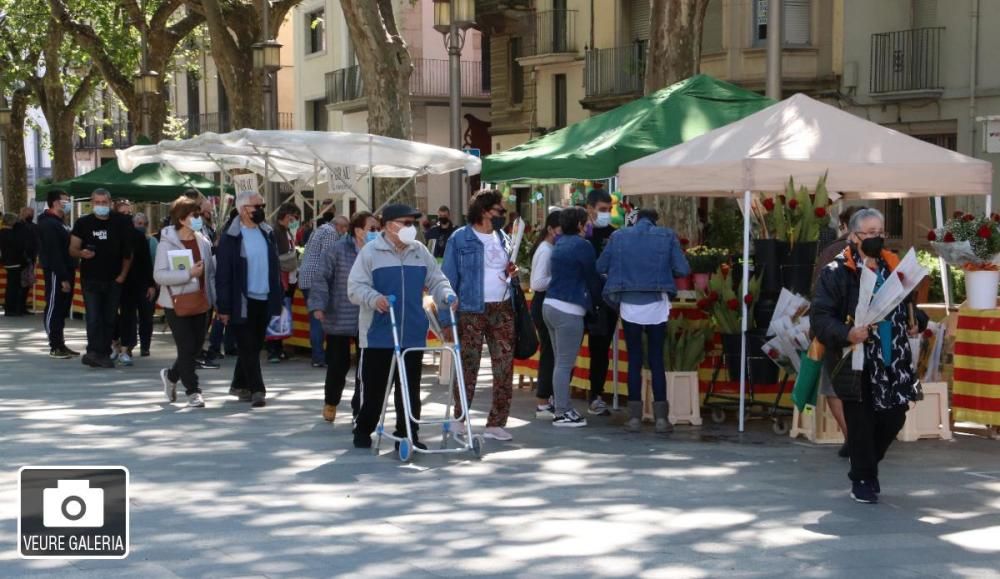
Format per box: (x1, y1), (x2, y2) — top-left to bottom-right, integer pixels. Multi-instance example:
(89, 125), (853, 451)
(374, 295), (486, 462)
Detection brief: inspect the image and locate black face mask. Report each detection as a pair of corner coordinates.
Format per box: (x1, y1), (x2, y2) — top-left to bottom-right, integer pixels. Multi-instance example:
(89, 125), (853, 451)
(860, 236), (884, 257)
(491, 216), (506, 232)
(251, 208), (266, 225)
(438, 217), (449, 226)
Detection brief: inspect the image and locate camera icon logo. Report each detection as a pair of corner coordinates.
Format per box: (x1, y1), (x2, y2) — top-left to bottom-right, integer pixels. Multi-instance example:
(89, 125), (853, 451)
(42, 480), (104, 528)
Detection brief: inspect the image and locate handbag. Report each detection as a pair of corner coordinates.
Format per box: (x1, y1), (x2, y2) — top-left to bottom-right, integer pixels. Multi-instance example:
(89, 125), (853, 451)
(510, 283), (538, 360)
(166, 282), (209, 317)
(266, 297), (293, 341)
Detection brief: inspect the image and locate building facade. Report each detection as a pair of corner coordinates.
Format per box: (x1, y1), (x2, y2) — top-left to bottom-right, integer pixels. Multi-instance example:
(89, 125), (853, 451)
(294, 0), (491, 213)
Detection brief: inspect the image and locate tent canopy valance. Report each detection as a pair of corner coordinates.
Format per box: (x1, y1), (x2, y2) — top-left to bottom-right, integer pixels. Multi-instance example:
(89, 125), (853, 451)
(619, 93), (993, 199)
(34, 159), (223, 203)
(116, 129), (482, 188)
(480, 75), (774, 183)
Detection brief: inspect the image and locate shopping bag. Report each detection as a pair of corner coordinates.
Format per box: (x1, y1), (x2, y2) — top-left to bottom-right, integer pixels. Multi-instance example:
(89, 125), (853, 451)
(791, 339), (825, 412)
(511, 283), (538, 360)
(266, 297), (293, 341)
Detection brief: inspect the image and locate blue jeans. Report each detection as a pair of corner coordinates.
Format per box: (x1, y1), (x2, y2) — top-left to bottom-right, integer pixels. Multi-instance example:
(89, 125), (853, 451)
(82, 280), (122, 359)
(622, 320), (666, 402)
(301, 290), (326, 364)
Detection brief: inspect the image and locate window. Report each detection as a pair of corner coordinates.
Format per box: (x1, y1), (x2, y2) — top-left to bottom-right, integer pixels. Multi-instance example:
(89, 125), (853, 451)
(629, 0), (650, 42)
(509, 37), (524, 105)
(307, 10), (326, 54)
(753, 0), (811, 47)
(311, 99), (328, 132)
(554, 74), (567, 129)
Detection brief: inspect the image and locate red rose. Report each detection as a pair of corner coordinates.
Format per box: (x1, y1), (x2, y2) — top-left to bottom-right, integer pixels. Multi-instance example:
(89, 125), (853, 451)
(778, 195), (787, 205)
(923, 329), (933, 339)
(788, 199), (799, 210)
(963, 213), (975, 222)
(927, 230), (937, 242)
(978, 225), (992, 239)
(708, 291), (720, 302)
(743, 294), (753, 305)
(726, 298), (740, 311)
(767, 349), (780, 360)
(944, 232), (956, 242)
(696, 298), (710, 310)
(953, 210), (964, 219)
(763, 198), (775, 212)
(814, 207), (827, 218)
(720, 263), (731, 278)
(897, 271), (906, 283)
(993, 213), (1000, 223)
(679, 237), (690, 246)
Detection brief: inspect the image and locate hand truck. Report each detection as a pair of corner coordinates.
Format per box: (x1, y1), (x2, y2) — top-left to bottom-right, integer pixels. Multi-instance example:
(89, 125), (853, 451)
(374, 295), (486, 462)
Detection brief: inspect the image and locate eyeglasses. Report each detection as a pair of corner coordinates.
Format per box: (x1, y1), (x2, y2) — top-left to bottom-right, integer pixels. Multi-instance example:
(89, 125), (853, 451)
(247, 204), (266, 211)
(856, 231), (885, 239)
(395, 220), (416, 227)
(491, 206), (507, 216)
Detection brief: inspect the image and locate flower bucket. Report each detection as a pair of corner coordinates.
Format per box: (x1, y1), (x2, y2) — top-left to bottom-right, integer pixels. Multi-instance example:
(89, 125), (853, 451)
(965, 270), (1000, 309)
(674, 275), (693, 291)
(693, 273), (710, 292)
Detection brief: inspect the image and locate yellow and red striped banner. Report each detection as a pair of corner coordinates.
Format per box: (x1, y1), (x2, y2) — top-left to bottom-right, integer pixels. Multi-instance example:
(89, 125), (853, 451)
(953, 308), (1000, 426)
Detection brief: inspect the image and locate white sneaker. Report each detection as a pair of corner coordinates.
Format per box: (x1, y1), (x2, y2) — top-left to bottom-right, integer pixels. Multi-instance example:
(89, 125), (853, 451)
(588, 398), (611, 416)
(535, 404), (555, 419)
(160, 368), (177, 402)
(554, 409), (588, 428)
(449, 420), (469, 438)
(483, 426), (513, 441)
(118, 352), (133, 367)
(187, 393), (205, 408)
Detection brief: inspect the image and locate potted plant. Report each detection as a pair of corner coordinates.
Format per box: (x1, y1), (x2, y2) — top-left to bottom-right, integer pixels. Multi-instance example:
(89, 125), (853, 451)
(929, 212), (1000, 309)
(686, 246), (728, 291)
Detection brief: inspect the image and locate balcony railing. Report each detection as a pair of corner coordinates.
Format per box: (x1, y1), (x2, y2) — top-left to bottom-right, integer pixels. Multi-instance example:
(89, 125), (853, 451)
(585, 41), (647, 99)
(532, 10), (577, 55)
(176, 112), (293, 137)
(75, 122), (134, 150)
(870, 27), (944, 96)
(326, 59), (489, 105)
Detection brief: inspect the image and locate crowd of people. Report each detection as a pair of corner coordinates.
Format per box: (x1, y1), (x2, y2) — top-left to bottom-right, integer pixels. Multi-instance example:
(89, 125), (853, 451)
(1, 185), (927, 503)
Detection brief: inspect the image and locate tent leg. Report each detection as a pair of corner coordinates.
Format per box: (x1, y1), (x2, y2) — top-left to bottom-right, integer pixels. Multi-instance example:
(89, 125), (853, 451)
(934, 196), (952, 309)
(739, 189), (751, 434)
(612, 318), (620, 411)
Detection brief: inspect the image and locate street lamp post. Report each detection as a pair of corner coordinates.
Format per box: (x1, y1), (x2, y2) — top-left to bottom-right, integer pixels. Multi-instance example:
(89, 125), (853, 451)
(253, 1), (283, 208)
(434, 0), (475, 223)
(134, 70), (159, 138)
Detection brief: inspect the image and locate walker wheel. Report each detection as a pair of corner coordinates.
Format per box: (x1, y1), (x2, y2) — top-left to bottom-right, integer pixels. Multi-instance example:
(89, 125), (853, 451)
(472, 435), (486, 459)
(397, 439), (412, 463)
(772, 419), (789, 436)
(711, 408), (726, 424)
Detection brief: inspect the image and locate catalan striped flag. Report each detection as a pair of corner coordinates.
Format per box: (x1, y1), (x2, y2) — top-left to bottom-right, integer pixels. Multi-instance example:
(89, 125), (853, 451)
(953, 308), (1000, 426)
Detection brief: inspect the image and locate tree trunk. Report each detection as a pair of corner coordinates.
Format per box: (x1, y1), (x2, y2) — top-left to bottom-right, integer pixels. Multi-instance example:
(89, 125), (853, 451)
(340, 0), (415, 209)
(49, 116), (77, 182)
(643, 0), (710, 241)
(2, 89), (30, 212)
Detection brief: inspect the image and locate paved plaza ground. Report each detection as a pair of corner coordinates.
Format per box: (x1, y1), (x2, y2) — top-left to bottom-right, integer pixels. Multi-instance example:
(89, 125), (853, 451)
(0, 315), (998, 578)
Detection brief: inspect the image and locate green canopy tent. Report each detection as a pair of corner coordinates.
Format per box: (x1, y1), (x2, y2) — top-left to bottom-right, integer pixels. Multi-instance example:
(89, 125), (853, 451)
(481, 74), (775, 182)
(35, 159), (222, 203)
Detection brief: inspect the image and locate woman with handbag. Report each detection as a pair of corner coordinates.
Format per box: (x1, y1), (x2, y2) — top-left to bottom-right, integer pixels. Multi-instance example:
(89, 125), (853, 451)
(268, 203), (301, 364)
(441, 191), (518, 442)
(154, 196), (216, 408)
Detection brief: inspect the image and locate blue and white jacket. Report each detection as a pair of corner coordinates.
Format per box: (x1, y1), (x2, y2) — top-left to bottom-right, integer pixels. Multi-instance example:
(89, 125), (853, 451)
(440, 225), (513, 322)
(347, 233), (455, 349)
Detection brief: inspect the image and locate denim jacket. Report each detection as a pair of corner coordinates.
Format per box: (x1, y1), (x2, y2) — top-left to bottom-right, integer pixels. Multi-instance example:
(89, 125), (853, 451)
(596, 218), (690, 307)
(546, 235), (601, 312)
(441, 225), (513, 321)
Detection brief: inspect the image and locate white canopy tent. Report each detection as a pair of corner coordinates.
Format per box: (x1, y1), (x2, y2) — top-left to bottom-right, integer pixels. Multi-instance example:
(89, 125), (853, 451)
(116, 129), (482, 215)
(619, 93), (993, 432)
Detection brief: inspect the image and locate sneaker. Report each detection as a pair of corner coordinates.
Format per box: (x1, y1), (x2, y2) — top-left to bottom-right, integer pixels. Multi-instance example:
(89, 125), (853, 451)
(160, 368), (177, 402)
(118, 352), (134, 367)
(81, 354), (100, 368)
(395, 439), (428, 451)
(553, 409), (588, 428)
(483, 426), (513, 441)
(311, 361), (327, 368)
(838, 442), (850, 458)
(96, 357), (115, 369)
(535, 404), (555, 419)
(187, 393), (205, 408)
(268, 353), (281, 364)
(64, 346), (81, 356)
(873, 478), (881, 495)
(139, 349), (150, 357)
(588, 398), (611, 416)
(353, 433), (372, 448)
(195, 358), (221, 370)
(850, 480), (878, 504)
(229, 387), (252, 402)
(250, 392), (266, 408)
(206, 350), (222, 360)
(49, 347), (73, 359)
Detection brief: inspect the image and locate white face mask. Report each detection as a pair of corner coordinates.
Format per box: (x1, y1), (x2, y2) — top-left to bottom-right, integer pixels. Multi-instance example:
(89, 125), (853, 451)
(595, 211), (611, 228)
(396, 224), (418, 244)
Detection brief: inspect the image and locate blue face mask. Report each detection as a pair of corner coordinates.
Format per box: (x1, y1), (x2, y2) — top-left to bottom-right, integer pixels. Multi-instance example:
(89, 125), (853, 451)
(288, 220), (300, 231)
(365, 231), (379, 244)
(61, 200), (73, 212)
(188, 217), (204, 232)
(94, 206), (110, 217)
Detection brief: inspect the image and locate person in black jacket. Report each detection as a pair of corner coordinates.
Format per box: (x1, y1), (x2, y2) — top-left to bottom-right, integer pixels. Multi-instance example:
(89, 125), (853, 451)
(19, 206), (40, 313)
(1, 212), (29, 316)
(37, 190), (79, 357)
(116, 211), (157, 364)
(811, 208), (928, 505)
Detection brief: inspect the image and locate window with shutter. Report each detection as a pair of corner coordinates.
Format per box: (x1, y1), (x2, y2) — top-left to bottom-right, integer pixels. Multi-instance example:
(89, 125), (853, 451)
(630, 0), (650, 42)
(702, 0), (723, 53)
(913, 0), (937, 28)
(752, 0), (811, 47)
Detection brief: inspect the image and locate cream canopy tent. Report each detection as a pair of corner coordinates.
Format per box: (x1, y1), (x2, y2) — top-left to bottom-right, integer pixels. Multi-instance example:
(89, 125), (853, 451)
(619, 93), (993, 431)
(116, 129), (482, 214)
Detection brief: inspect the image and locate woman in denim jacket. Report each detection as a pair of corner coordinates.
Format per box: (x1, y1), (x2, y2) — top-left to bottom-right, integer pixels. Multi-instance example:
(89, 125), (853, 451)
(543, 207), (602, 427)
(597, 208), (690, 433)
(441, 191), (518, 442)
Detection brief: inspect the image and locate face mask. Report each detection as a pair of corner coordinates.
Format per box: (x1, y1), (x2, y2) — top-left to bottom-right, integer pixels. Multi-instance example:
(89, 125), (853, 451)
(365, 231), (379, 244)
(397, 224), (418, 244)
(491, 216), (506, 232)
(61, 201), (72, 212)
(94, 206), (110, 217)
(595, 212), (611, 228)
(288, 220), (300, 231)
(438, 217), (449, 226)
(860, 236), (884, 257)
(135, 226), (147, 234)
(188, 217), (204, 232)
(251, 208), (266, 225)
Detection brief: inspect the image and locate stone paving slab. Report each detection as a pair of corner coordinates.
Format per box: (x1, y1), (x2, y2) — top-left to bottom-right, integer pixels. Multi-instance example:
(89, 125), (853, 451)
(0, 316), (998, 578)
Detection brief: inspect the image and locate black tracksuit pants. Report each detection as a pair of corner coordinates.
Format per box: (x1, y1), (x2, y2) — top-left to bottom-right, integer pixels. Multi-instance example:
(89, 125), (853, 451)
(354, 348), (423, 439)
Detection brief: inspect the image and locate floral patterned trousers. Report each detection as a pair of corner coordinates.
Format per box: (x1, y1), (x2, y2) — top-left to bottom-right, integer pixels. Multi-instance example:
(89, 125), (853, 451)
(455, 301), (515, 427)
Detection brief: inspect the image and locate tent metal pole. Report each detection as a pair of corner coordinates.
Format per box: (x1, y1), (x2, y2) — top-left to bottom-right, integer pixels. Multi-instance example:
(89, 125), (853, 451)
(739, 189), (752, 433)
(612, 319), (620, 410)
(934, 196), (952, 309)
